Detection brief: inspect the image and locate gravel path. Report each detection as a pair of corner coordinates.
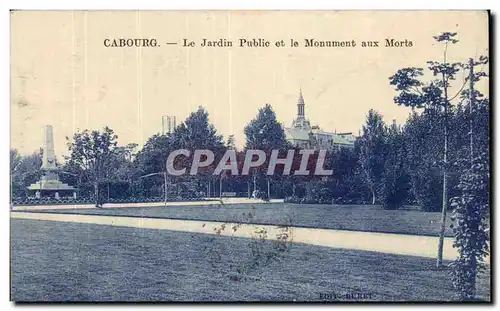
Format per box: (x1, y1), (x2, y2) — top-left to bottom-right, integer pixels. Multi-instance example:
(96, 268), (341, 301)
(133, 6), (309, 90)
(11, 211), (468, 262)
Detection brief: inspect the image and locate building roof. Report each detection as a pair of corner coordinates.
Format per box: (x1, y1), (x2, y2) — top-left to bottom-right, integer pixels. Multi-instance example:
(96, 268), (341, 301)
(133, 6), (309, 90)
(285, 127), (355, 146)
(284, 127), (310, 141)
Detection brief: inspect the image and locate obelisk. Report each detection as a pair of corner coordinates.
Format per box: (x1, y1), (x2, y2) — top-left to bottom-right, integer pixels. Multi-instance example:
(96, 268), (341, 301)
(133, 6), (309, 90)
(41, 125), (57, 171)
(27, 125), (76, 199)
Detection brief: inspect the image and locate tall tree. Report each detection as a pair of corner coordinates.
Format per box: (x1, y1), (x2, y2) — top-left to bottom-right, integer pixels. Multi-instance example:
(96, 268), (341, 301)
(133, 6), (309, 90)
(449, 55), (489, 300)
(174, 107), (225, 197)
(244, 104), (288, 199)
(65, 127), (118, 207)
(389, 32), (462, 267)
(171, 106), (224, 152)
(380, 121), (411, 209)
(403, 111), (444, 211)
(358, 109), (387, 205)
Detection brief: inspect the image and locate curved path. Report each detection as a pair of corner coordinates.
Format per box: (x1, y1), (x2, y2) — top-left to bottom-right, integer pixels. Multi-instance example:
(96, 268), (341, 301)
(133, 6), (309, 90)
(10, 211), (476, 263)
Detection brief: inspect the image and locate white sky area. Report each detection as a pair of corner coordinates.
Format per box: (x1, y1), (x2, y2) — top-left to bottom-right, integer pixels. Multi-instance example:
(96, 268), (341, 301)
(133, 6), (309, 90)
(10, 11), (489, 157)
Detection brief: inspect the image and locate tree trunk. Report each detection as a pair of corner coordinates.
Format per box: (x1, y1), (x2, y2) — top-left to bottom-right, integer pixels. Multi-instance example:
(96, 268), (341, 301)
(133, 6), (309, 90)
(247, 180), (251, 199)
(437, 71), (450, 268)
(219, 176), (223, 198)
(370, 187), (376, 205)
(437, 166), (448, 267)
(163, 172), (168, 205)
(470, 254), (477, 299)
(267, 178), (270, 199)
(469, 57), (475, 163)
(253, 172), (257, 196)
(94, 181), (100, 208)
(467, 58), (477, 296)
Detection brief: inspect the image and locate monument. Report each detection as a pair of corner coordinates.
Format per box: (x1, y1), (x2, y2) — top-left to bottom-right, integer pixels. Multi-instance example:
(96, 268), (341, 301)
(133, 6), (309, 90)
(27, 125), (76, 199)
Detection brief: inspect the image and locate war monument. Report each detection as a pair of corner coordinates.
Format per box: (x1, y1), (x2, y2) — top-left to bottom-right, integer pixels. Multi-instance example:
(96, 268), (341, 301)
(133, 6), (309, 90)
(27, 125), (76, 199)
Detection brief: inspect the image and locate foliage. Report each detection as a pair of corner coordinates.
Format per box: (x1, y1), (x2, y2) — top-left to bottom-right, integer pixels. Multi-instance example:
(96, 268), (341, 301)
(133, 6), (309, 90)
(252, 190), (270, 202)
(10, 149), (43, 199)
(303, 180), (333, 204)
(448, 55), (490, 300)
(244, 104), (289, 197)
(390, 31), (464, 268)
(65, 127), (118, 207)
(403, 112), (444, 211)
(329, 146), (367, 203)
(358, 109), (387, 204)
(390, 31), (490, 296)
(449, 154), (490, 300)
(244, 104), (288, 152)
(379, 123), (411, 210)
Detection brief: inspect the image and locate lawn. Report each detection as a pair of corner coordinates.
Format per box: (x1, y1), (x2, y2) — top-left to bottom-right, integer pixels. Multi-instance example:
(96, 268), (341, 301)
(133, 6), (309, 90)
(34, 203), (455, 237)
(10, 219), (490, 302)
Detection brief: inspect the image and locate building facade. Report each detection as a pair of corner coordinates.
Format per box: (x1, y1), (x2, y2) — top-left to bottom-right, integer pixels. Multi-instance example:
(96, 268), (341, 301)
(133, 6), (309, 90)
(162, 115), (177, 135)
(284, 90), (356, 151)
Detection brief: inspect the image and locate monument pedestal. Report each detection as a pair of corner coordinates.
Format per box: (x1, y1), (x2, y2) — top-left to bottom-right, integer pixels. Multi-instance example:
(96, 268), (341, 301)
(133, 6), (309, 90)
(27, 172), (76, 198)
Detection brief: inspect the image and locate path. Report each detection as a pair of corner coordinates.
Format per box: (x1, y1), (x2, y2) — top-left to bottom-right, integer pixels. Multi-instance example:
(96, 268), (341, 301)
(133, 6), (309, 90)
(11, 211), (475, 262)
(12, 198), (283, 211)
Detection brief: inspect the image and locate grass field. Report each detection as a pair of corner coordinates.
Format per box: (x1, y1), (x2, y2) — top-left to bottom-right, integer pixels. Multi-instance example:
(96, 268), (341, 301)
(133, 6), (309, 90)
(11, 219), (489, 302)
(34, 203), (454, 237)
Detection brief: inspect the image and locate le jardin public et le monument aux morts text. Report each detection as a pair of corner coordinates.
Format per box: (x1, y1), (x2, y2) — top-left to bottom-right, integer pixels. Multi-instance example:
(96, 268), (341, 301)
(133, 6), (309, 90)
(103, 37), (414, 48)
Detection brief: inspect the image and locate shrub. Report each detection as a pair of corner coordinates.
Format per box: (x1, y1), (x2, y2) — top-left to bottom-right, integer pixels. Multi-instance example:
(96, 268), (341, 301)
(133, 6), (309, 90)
(304, 180), (332, 204)
(284, 196), (301, 204)
(379, 172), (411, 210)
(253, 190), (269, 202)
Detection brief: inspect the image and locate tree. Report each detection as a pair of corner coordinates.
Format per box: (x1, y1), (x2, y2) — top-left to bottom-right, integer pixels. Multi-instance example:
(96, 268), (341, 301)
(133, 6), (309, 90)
(10, 149), (43, 199)
(65, 127), (118, 207)
(389, 32), (463, 267)
(244, 104), (288, 199)
(449, 154), (489, 300)
(226, 135), (236, 150)
(104, 143), (140, 200)
(448, 55), (489, 300)
(380, 121), (411, 209)
(358, 109), (387, 205)
(137, 107), (225, 200)
(172, 107), (225, 197)
(10, 149), (22, 174)
(136, 134), (172, 197)
(403, 112), (444, 211)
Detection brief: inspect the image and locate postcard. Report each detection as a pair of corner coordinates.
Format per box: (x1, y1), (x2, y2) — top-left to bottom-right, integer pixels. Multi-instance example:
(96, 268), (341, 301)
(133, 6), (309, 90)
(10, 10), (490, 302)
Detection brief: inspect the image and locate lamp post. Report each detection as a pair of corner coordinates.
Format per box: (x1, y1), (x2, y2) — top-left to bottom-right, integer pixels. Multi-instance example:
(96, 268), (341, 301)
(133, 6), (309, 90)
(140, 171), (168, 204)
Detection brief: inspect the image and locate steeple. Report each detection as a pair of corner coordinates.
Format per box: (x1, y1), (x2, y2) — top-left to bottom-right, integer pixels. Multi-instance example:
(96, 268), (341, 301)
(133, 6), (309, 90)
(297, 88), (305, 118)
(291, 88), (311, 130)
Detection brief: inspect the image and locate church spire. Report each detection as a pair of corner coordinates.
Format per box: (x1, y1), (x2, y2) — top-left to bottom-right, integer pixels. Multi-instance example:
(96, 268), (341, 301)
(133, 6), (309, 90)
(297, 88), (305, 118)
(291, 88), (311, 130)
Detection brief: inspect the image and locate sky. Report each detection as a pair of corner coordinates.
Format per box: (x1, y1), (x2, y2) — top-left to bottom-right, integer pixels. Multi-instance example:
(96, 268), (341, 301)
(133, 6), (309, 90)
(10, 10), (489, 156)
